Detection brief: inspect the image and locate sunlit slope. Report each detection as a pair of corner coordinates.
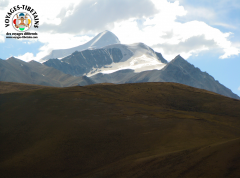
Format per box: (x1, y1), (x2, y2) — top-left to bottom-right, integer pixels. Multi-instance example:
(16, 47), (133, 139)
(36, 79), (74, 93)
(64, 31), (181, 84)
(0, 81), (50, 94)
(0, 82), (240, 177)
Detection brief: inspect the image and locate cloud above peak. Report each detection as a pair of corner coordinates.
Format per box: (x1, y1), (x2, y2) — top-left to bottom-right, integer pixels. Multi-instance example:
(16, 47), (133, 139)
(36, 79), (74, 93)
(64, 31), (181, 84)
(39, 0), (158, 34)
(152, 35), (218, 58)
(1, 0), (239, 62)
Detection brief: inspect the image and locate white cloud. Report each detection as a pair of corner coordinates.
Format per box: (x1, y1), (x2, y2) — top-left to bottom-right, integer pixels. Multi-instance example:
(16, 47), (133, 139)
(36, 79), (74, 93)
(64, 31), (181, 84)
(112, 0), (240, 60)
(238, 86), (240, 91)
(15, 52), (34, 62)
(1, 0), (240, 62)
(176, 5), (216, 23)
(152, 35), (217, 58)
(213, 23), (237, 29)
(0, 34), (5, 43)
(38, 0), (158, 34)
(0, 0), (9, 9)
(187, 7), (216, 20)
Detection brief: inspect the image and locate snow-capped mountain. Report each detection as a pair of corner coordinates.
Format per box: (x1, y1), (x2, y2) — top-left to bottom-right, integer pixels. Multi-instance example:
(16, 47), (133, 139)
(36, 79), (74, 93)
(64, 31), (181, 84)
(87, 43), (168, 76)
(88, 55), (240, 99)
(1, 30), (239, 99)
(42, 30), (120, 61)
(43, 42), (167, 77)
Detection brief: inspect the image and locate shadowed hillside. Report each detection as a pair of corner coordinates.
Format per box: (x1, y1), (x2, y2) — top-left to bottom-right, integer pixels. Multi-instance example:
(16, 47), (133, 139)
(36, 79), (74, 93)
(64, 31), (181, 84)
(0, 58), (95, 87)
(0, 82), (240, 177)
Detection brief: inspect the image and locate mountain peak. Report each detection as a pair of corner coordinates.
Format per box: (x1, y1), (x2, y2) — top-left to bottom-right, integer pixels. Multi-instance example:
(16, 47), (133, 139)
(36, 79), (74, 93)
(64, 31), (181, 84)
(100, 30), (113, 34)
(173, 54), (184, 61)
(42, 30), (120, 61)
(90, 30), (120, 48)
(170, 55), (188, 66)
(6, 56), (16, 60)
(6, 57), (25, 63)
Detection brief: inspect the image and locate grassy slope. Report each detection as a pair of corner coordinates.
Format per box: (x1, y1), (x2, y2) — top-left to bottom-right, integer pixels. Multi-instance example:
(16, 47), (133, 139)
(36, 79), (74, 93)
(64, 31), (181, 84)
(0, 82), (240, 177)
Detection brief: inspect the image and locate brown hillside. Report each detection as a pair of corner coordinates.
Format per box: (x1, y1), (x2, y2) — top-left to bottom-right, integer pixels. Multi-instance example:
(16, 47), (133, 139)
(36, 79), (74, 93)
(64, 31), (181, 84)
(0, 82), (240, 177)
(0, 81), (50, 94)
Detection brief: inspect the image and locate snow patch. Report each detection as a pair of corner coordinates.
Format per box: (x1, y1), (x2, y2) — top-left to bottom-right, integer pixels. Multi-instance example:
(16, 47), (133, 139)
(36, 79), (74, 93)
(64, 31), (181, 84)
(87, 42), (166, 76)
(87, 54), (166, 76)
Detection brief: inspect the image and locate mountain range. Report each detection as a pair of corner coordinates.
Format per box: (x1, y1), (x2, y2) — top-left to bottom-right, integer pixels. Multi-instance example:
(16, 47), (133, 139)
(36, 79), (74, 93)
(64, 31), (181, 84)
(0, 30), (239, 99)
(0, 57), (95, 87)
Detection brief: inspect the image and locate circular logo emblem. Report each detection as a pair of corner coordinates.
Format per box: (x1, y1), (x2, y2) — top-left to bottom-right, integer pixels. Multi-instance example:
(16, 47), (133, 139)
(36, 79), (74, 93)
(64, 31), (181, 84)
(12, 12), (32, 32)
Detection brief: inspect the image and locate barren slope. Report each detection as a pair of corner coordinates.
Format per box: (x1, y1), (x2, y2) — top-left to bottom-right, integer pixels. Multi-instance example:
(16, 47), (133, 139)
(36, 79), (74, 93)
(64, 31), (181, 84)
(0, 81), (50, 94)
(0, 82), (240, 177)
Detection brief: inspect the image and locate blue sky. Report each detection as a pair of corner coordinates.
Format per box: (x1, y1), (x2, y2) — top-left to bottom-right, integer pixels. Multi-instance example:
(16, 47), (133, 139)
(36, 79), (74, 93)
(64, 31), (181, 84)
(0, 39), (43, 60)
(0, 0), (239, 96)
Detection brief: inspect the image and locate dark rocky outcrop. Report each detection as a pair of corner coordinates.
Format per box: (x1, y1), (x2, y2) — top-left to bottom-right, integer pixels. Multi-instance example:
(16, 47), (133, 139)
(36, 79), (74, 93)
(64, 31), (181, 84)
(44, 48), (124, 76)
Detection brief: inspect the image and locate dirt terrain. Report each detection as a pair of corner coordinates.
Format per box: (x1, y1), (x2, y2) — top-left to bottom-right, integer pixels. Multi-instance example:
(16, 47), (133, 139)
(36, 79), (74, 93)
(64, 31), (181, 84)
(0, 81), (240, 177)
(0, 81), (49, 94)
